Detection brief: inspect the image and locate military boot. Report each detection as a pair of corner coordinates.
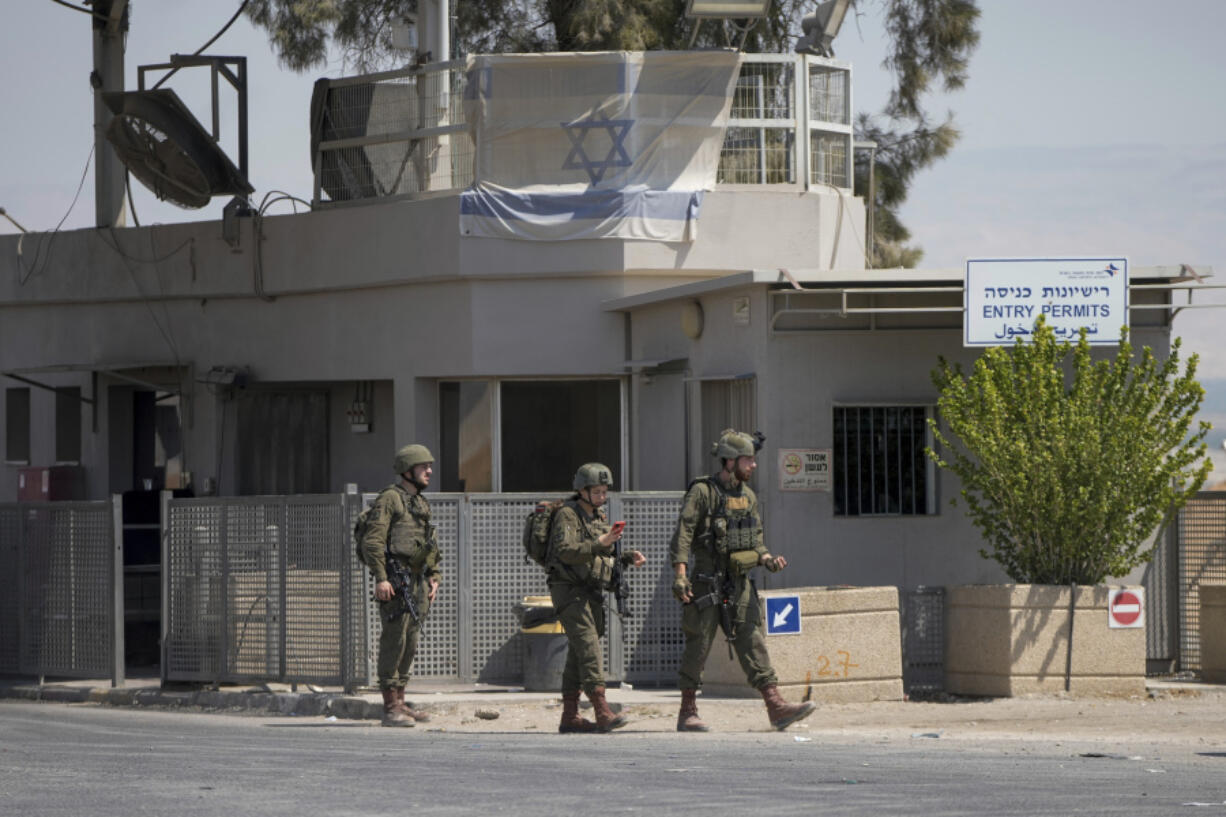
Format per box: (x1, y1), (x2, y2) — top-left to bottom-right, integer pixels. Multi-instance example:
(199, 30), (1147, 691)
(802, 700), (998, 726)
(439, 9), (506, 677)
(759, 684), (816, 731)
(381, 687), (415, 727)
(586, 686), (628, 732)
(676, 688), (710, 732)
(395, 687), (430, 723)
(558, 690), (598, 733)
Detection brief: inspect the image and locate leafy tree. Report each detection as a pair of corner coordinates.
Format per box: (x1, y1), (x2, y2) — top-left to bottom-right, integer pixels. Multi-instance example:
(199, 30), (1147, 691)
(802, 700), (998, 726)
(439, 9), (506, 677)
(927, 317), (1211, 585)
(246, 0), (978, 264)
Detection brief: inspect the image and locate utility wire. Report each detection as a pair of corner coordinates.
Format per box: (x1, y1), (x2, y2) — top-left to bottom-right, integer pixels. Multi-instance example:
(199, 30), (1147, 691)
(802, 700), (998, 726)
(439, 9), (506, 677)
(192, 0), (251, 56)
(47, 0), (107, 20)
(19, 144), (94, 285)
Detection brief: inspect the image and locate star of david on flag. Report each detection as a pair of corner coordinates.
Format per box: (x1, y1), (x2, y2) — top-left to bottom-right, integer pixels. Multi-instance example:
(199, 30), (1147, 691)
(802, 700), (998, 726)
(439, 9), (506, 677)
(561, 112), (634, 185)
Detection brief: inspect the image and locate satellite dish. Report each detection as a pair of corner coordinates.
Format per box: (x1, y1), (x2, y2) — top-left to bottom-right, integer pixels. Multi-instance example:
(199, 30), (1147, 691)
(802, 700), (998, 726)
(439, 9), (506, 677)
(103, 78), (252, 210)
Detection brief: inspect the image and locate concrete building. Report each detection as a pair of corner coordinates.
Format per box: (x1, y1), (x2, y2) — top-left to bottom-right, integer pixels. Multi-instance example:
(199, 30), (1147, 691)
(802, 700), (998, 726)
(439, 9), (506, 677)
(0, 51), (1208, 594)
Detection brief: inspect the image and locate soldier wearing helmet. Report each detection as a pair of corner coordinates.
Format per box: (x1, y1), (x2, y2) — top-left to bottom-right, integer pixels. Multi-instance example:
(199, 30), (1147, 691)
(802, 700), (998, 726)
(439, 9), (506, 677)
(546, 462), (646, 732)
(669, 429), (815, 732)
(357, 443), (441, 727)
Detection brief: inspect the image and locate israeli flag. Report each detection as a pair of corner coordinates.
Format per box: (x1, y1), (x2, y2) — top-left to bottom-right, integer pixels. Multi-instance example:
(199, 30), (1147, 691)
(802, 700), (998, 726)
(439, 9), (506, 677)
(460, 50), (740, 242)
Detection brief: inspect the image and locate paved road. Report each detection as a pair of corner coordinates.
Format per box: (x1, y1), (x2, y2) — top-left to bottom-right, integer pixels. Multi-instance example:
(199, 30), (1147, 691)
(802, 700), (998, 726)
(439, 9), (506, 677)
(3, 701), (1225, 816)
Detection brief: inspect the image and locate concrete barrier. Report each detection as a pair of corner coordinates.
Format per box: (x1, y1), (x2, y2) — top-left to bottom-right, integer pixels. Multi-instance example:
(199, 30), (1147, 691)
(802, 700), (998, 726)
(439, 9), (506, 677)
(946, 584), (1145, 697)
(702, 586), (904, 703)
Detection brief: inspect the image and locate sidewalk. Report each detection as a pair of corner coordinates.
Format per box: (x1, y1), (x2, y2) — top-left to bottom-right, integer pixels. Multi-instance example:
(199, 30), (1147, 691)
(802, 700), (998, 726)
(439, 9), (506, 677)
(4, 674), (1226, 742)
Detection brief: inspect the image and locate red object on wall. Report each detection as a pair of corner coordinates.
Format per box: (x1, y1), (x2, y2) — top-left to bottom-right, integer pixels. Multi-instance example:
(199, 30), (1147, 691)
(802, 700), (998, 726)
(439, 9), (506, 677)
(17, 466), (86, 501)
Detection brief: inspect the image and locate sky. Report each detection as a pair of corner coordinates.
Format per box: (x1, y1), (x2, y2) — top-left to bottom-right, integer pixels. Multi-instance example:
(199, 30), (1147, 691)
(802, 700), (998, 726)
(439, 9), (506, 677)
(1, 0), (1223, 483)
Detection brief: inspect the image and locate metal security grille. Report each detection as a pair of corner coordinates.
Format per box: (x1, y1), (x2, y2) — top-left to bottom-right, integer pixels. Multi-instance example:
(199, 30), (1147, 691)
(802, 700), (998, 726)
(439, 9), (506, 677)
(164, 491), (688, 686)
(901, 586), (945, 694)
(607, 493), (686, 684)
(833, 406), (933, 517)
(1177, 492), (1226, 672)
(0, 502), (118, 680)
(164, 495), (366, 687)
(313, 61), (473, 204)
(720, 59), (797, 185)
(465, 494), (555, 683)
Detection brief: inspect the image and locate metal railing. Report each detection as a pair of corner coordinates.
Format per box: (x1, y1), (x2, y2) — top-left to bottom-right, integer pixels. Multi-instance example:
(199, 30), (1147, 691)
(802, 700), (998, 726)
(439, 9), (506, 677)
(311, 54), (853, 206)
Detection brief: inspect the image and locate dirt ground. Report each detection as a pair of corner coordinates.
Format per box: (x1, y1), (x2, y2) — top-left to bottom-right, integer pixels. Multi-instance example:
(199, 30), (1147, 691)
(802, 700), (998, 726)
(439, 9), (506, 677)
(401, 686), (1226, 746)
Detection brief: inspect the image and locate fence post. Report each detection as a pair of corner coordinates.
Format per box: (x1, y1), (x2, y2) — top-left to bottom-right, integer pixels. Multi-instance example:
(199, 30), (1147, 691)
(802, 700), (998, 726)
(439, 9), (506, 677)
(159, 490), (171, 686)
(110, 494), (126, 688)
(457, 494), (474, 682)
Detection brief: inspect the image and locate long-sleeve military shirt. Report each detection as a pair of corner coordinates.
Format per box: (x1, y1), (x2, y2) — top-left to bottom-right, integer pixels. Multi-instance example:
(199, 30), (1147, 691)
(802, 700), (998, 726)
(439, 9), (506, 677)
(548, 499), (614, 589)
(669, 477), (767, 573)
(359, 483), (441, 583)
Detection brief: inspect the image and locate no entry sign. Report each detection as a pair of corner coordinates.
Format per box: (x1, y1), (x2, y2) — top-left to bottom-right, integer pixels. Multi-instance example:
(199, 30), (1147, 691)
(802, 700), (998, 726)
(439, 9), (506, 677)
(1108, 588), (1144, 629)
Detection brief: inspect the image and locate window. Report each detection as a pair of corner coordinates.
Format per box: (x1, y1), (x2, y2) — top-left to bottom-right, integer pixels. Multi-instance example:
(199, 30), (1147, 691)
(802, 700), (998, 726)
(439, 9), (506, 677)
(55, 386), (81, 464)
(5, 387), (30, 464)
(439, 379), (623, 492)
(439, 381), (493, 492)
(690, 377), (756, 480)
(833, 405), (934, 516)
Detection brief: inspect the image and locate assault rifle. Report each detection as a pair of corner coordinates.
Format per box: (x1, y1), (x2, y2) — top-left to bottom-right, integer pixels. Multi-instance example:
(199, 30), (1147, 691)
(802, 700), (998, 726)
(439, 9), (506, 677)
(692, 570), (736, 659)
(610, 538), (633, 619)
(383, 549), (427, 634)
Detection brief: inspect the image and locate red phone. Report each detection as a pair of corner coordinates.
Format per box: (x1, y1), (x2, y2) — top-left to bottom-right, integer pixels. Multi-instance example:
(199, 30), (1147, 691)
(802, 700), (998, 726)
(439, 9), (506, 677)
(610, 521), (626, 535)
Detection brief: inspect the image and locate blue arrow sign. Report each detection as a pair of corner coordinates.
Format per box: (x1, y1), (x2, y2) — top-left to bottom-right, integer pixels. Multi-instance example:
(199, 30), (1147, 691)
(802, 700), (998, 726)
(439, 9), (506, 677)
(765, 594), (801, 635)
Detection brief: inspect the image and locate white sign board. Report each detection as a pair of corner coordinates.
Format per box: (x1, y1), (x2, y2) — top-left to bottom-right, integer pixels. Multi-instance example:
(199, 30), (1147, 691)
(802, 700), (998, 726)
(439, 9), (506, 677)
(965, 257), (1128, 347)
(778, 448), (831, 492)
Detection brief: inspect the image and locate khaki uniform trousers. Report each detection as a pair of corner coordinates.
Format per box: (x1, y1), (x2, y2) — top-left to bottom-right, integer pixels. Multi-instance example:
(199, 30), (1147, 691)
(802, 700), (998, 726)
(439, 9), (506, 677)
(678, 574), (777, 691)
(550, 582), (607, 695)
(377, 579), (432, 689)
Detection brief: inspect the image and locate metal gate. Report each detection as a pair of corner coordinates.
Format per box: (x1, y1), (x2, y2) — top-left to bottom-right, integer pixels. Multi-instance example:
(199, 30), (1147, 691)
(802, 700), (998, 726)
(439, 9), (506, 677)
(1178, 492), (1226, 672)
(162, 494), (365, 687)
(0, 500), (122, 683)
(163, 491), (686, 688)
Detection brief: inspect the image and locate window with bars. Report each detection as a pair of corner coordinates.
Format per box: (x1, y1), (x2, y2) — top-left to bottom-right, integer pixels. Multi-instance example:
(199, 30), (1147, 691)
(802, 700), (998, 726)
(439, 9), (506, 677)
(833, 405), (935, 516)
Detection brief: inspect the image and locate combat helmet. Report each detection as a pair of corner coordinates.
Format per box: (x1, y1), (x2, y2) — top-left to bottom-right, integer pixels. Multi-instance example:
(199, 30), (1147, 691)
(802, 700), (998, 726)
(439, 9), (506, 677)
(572, 462), (614, 492)
(711, 429), (765, 460)
(393, 444), (434, 475)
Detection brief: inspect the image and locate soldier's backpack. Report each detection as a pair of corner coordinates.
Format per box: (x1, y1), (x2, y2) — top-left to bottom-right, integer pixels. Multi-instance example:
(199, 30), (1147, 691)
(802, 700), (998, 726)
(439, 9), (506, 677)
(522, 499), (565, 567)
(352, 485), (409, 564)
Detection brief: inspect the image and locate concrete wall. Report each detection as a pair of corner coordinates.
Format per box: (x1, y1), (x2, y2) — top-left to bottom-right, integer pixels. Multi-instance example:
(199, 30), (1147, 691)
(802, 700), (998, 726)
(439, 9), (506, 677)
(0, 187), (855, 502)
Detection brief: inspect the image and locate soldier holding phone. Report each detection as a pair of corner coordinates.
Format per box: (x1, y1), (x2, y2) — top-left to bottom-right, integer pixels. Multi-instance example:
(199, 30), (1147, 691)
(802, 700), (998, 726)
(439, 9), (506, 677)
(546, 463), (646, 733)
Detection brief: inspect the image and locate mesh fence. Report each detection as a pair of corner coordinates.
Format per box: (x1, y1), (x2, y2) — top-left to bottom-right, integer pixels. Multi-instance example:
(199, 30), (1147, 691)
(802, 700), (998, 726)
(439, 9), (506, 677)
(0, 502), (117, 679)
(901, 586), (945, 694)
(1178, 492), (1226, 672)
(315, 63), (474, 203)
(164, 495), (366, 687)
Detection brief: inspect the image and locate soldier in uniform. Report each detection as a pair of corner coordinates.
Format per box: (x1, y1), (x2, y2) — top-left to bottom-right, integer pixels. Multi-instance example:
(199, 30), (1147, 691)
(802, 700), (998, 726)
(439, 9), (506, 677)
(670, 429), (816, 732)
(547, 462), (646, 733)
(359, 444), (442, 727)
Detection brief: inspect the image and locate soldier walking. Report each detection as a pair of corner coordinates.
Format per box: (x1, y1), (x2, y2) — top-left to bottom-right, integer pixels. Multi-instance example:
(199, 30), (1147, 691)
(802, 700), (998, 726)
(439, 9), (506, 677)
(547, 463), (646, 733)
(358, 444), (442, 727)
(670, 429), (816, 732)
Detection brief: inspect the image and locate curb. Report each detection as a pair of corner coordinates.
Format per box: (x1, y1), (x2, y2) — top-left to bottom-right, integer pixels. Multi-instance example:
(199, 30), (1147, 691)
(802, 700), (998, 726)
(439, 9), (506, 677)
(1, 683), (384, 721)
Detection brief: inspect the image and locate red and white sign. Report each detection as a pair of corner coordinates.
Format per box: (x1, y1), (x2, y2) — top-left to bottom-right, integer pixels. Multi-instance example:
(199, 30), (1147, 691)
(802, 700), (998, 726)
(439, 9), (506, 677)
(1108, 588), (1144, 629)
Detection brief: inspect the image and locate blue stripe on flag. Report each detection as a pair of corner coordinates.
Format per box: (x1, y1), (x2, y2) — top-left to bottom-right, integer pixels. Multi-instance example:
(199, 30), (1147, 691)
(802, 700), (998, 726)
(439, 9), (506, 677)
(459, 188), (702, 223)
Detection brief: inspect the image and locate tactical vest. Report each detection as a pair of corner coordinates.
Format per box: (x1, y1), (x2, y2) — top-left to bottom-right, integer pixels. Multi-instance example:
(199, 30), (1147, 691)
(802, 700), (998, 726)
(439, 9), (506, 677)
(694, 475), (759, 556)
(384, 486), (439, 575)
(549, 500), (614, 590)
